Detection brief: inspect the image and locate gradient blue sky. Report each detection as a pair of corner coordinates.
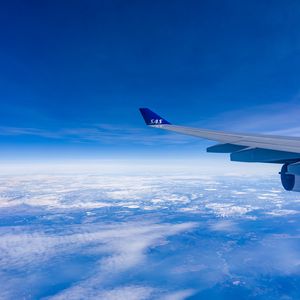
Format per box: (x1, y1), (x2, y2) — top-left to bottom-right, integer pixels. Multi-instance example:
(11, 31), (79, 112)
(1, 0), (300, 160)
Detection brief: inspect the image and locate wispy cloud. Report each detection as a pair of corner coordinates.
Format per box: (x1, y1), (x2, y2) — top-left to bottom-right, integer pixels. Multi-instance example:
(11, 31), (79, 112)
(198, 97), (300, 136)
(0, 220), (196, 299)
(0, 124), (195, 145)
(160, 289), (196, 300)
(83, 285), (154, 300)
(2, 99), (300, 148)
(45, 222), (196, 300)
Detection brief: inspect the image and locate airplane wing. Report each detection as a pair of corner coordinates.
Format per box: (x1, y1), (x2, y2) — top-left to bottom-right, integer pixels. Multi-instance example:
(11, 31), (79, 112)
(139, 107), (300, 191)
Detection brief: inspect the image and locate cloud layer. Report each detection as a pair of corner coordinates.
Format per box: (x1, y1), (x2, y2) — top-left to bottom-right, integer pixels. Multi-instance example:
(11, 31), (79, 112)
(0, 172), (300, 299)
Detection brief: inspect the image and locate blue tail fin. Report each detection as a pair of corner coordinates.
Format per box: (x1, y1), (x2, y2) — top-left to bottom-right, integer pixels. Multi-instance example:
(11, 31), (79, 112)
(139, 108), (171, 125)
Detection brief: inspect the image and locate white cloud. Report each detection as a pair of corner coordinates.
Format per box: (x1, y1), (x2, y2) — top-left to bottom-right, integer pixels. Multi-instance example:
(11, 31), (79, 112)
(0, 173), (296, 219)
(160, 289), (196, 300)
(210, 220), (238, 232)
(1, 172), (300, 299)
(95, 286), (153, 300)
(8, 221), (193, 300)
(205, 203), (254, 217)
(266, 209), (299, 216)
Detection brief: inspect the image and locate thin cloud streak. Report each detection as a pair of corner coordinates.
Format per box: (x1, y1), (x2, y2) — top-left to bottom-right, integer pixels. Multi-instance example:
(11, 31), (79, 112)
(198, 98), (300, 136)
(0, 124), (195, 145)
(2, 98), (300, 149)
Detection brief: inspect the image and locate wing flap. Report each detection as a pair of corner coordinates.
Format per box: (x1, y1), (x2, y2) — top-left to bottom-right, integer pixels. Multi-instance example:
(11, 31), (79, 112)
(206, 143), (248, 153)
(230, 148), (300, 163)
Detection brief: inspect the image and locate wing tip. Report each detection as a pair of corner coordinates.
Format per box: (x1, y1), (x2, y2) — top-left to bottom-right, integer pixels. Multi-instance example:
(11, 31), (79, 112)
(139, 108), (171, 125)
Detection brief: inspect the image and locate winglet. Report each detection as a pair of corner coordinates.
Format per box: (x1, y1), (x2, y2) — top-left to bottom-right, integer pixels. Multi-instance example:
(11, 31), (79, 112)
(139, 108), (171, 125)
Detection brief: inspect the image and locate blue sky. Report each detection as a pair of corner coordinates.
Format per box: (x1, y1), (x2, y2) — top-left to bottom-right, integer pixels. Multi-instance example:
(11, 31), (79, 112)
(1, 0), (300, 160)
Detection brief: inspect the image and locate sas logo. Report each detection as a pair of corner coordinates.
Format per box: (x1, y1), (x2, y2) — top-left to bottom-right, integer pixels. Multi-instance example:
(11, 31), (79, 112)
(150, 119), (163, 124)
